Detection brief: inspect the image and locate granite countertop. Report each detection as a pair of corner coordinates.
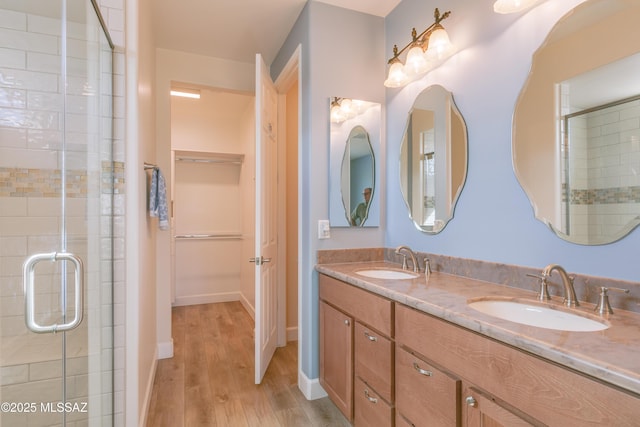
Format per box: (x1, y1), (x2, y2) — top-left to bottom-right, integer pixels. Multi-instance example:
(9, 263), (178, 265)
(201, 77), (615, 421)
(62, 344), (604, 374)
(316, 261), (640, 397)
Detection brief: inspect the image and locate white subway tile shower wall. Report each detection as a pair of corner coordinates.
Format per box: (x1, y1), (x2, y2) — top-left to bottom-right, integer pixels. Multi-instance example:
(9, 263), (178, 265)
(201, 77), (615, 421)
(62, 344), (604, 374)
(0, 2), (123, 425)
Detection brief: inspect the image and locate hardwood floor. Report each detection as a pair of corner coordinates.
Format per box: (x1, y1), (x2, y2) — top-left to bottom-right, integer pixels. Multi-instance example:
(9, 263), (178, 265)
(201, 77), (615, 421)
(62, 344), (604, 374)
(146, 302), (351, 427)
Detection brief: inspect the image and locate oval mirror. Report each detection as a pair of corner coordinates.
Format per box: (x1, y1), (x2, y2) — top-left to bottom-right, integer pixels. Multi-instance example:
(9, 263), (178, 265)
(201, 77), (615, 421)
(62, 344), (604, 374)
(513, 0), (640, 245)
(342, 125), (375, 226)
(400, 85), (468, 233)
(329, 99), (381, 227)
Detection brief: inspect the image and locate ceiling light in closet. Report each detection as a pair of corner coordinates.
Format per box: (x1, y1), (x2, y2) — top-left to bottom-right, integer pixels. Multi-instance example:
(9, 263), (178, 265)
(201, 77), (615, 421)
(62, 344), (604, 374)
(170, 89), (201, 99)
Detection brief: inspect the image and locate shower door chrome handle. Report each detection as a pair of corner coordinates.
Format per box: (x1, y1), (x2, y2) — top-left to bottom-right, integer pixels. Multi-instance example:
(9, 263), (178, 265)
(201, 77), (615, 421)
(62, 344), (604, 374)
(23, 252), (84, 334)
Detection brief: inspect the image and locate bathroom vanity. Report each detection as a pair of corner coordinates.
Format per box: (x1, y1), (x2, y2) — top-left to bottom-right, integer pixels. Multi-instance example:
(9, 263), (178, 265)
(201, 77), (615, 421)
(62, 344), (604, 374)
(317, 261), (640, 427)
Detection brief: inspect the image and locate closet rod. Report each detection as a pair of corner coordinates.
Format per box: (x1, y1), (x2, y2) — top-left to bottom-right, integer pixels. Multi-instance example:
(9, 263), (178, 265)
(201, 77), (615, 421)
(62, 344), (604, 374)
(175, 233), (243, 240)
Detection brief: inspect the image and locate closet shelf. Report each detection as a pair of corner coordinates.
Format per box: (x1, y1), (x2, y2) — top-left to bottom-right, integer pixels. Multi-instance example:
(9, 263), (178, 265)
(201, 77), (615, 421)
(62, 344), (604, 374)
(174, 150), (244, 165)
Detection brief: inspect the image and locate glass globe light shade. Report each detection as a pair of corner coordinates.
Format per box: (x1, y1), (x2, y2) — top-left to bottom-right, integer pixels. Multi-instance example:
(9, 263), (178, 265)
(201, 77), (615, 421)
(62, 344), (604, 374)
(425, 26), (453, 61)
(330, 104), (345, 123)
(404, 44), (429, 76)
(339, 98), (353, 119)
(384, 60), (409, 88)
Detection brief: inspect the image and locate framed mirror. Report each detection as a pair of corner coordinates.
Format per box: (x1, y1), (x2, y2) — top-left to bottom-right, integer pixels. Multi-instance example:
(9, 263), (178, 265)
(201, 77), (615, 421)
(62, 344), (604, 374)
(399, 85), (468, 233)
(513, 0), (640, 245)
(329, 99), (381, 227)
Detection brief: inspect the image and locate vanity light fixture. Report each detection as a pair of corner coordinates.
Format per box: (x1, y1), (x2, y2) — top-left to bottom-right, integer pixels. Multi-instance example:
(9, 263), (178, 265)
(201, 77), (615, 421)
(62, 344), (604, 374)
(384, 8), (453, 88)
(493, 0), (541, 14)
(170, 88), (201, 99)
(330, 97), (374, 123)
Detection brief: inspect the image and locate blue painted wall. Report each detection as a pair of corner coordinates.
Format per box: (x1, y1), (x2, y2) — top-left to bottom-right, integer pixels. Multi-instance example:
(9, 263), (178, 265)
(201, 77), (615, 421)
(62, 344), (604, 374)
(272, 0), (639, 385)
(385, 0), (638, 284)
(272, 1), (385, 381)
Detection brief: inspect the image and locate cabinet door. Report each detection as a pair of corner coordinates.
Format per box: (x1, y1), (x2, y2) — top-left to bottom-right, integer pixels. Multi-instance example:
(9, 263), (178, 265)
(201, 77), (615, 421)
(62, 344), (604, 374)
(396, 347), (460, 427)
(320, 301), (353, 421)
(462, 384), (536, 427)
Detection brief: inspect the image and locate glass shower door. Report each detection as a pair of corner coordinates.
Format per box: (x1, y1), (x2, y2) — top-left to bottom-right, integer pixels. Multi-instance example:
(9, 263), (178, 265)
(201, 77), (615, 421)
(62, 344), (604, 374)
(0, 0), (114, 425)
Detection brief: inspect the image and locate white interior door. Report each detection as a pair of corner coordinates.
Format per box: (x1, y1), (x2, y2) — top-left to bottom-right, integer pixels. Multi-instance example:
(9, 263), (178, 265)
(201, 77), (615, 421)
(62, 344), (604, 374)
(254, 53), (279, 384)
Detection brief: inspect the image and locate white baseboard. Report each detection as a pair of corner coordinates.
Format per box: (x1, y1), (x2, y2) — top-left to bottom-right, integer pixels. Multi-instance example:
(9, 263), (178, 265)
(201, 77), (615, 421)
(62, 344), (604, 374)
(298, 369), (327, 400)
(157, 339), (174, 359)
(286, 326), (298, 342)
(139, 347), (158, 427)
(172, 291), (240, 307)
(239, 292), (255, 320)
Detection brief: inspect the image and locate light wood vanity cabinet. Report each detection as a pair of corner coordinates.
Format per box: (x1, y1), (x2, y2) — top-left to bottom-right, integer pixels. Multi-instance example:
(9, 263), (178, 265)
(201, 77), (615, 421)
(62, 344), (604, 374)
(319, 274), (394, 425)
(320, 273), (640, 426)
(396, 303), (640, 427)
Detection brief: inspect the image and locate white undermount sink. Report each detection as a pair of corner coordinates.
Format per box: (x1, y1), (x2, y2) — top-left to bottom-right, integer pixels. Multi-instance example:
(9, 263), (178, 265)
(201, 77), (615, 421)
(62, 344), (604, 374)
(467, 299), (609, 332)
(355, 268), (419, 280)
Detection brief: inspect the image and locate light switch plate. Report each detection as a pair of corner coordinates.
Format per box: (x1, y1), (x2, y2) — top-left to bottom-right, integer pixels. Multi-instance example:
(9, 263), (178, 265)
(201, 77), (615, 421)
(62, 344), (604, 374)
(318, 220), (330, 239)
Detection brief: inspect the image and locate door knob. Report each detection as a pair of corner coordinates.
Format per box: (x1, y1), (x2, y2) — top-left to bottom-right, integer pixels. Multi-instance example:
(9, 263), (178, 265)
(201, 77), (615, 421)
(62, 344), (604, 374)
(249, 256), (272, 265)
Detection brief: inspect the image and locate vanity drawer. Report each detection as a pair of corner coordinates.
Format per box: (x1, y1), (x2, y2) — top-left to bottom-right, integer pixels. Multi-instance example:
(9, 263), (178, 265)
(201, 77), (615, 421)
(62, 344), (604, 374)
(354, 377), (393, 427)
(319, 274), (393, 336)
(355, 321), (393, 403)
(396, 346), (460, 427)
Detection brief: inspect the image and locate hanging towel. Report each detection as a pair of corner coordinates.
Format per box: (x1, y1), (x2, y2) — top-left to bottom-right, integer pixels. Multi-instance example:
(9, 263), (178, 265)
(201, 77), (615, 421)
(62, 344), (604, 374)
(149, 167), (169, 230)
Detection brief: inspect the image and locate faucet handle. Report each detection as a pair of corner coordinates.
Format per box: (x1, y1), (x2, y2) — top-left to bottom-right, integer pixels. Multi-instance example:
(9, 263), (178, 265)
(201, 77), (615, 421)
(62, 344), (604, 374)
(423, 258), (432, 280)
(398, 253), (408, 270)
(526, 273), (551, 301)
(594, 286), (630, 315)
(423, 258), (432, 274)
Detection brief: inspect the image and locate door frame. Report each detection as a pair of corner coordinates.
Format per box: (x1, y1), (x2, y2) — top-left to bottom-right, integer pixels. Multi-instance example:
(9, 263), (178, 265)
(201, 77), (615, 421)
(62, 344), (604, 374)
(273, 44), (302, 360)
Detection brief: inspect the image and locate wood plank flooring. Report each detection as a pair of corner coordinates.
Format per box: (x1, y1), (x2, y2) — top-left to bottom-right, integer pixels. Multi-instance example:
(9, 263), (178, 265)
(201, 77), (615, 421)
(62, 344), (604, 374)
(146, 302), (351, 427)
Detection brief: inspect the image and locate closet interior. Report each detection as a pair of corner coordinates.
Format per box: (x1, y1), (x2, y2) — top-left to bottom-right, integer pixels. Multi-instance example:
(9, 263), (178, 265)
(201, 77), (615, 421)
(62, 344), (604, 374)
(170, 88), (256, 313)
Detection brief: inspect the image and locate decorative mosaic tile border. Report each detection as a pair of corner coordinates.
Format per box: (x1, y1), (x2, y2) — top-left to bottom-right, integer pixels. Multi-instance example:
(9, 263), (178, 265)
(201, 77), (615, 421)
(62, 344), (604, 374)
(570, 186), (640, 205)
(0, 162), (125, 197)
(561, 184), (640, 205)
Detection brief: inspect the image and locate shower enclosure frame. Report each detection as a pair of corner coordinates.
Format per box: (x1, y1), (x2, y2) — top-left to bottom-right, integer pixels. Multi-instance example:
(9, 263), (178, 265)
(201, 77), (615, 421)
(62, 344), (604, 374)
(0, 0), (116, 425)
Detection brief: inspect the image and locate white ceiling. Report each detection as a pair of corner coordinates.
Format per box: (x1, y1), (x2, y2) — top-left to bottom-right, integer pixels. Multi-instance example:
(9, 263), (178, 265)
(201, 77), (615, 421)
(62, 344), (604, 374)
(152, 0), (401, 65)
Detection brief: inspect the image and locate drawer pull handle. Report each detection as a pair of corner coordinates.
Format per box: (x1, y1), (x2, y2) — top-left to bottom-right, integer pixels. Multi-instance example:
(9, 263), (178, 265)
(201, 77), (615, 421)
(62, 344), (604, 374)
(466, 396), (477, 407)
(413, 362), (433, 377)
(364, 331), (378, 342)
(364, 389), (378, 404)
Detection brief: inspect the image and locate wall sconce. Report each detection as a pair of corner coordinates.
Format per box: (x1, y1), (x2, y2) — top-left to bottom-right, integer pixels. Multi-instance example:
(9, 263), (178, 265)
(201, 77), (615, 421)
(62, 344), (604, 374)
(493, 0), (541, 14)
(384, 8), (454, 88)
(330, 97), (374, 123)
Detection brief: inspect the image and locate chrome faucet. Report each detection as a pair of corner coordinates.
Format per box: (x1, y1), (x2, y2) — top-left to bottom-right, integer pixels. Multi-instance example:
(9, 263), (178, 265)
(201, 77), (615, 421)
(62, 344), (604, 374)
(395, 246), (419, 273)
(542, 264), (579, 307)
